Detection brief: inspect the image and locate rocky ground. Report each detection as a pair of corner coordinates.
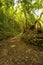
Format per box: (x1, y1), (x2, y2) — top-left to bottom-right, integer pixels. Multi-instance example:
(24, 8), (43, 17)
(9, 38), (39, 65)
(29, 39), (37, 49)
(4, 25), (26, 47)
(0, 33), (43, 65)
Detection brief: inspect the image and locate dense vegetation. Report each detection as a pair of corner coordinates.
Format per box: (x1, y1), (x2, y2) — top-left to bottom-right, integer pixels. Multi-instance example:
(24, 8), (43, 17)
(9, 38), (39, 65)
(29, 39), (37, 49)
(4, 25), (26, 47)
(0, 1), (43, 65)
(0, 0), (43, 44)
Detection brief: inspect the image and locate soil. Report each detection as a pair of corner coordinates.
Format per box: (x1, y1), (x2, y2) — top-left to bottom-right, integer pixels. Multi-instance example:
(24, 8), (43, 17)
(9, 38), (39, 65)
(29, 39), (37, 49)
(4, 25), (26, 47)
(0, 33), (43, 65)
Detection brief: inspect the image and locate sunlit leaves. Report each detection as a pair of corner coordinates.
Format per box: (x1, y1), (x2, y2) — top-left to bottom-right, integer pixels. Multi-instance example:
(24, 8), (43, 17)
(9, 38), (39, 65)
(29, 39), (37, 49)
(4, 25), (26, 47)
(0, 0), (43, 40)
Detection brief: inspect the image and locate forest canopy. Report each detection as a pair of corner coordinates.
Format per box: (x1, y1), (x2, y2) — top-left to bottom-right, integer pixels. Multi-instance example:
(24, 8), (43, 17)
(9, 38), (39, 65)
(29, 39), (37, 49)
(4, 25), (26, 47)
(0, 0), (43, 40)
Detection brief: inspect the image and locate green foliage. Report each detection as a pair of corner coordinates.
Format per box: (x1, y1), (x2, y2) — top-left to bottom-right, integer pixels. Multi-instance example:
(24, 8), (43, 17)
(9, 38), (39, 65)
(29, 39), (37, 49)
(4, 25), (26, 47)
(0, 0), (22, 40)
(0, 0), (43, 41)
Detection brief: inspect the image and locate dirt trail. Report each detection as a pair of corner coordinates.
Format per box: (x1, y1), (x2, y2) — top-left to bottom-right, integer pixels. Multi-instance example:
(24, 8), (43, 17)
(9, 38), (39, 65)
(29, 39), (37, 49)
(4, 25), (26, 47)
(0, 33), (43, 65)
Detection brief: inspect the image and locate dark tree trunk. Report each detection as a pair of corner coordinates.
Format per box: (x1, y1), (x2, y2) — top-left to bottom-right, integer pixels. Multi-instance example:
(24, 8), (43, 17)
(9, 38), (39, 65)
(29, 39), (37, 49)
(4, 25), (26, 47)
(30, 12), (43, 31)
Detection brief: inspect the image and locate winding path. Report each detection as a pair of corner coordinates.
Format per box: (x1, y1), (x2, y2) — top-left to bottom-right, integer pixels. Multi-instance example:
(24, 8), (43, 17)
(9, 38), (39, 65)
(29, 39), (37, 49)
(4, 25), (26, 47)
(0, 33), (43, 65)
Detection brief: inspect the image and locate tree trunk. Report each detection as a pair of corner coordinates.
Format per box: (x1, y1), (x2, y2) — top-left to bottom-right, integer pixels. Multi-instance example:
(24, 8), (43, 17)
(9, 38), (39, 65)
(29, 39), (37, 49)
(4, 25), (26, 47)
(30, 12), (43, 31)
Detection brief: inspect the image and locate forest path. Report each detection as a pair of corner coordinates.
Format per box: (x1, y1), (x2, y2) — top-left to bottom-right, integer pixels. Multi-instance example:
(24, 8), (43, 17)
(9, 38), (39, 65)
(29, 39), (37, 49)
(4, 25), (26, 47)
(0, 33), (43, 65)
